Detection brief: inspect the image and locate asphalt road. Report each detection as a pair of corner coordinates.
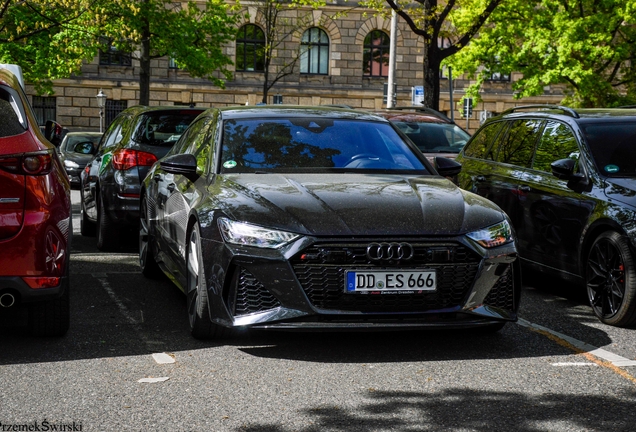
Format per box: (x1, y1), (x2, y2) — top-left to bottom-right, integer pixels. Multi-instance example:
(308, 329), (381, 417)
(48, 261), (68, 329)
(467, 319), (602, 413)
(1, 190), (636, 431)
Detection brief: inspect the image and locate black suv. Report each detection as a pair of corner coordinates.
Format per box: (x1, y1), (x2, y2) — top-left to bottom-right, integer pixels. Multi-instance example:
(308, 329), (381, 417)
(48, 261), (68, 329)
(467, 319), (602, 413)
(456, 105), (636, 327)
(80, 106), (203, 250)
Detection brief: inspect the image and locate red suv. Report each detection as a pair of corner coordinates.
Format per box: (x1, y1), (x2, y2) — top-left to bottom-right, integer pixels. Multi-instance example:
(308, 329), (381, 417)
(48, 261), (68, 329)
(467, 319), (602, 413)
(0, 65), (71, 336)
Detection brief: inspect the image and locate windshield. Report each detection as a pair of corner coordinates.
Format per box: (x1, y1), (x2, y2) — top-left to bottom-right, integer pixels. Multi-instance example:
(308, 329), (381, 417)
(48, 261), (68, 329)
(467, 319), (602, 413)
(582, 122), (636, 177)
(133, 110), (202, 146)
(393, 121), (470, 153)
(220, 118), (429, 174)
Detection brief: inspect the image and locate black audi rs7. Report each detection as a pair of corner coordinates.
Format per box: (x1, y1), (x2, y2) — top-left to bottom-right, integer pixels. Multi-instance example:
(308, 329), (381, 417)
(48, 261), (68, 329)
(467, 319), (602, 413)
(139, 106), (520, 338)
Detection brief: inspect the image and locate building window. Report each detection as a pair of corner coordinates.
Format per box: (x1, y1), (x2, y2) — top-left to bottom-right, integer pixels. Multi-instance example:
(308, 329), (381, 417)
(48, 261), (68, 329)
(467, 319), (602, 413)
(487, 71), (511, 82)
(236, 24), (265, 72)
(363, 30), (390, 77)
(300, 28), (329, 75)
(99, 38), (132, 66)
(105, 100), (127, 129)
(169, 58), (178, 69)
(32, 96), (56, 126)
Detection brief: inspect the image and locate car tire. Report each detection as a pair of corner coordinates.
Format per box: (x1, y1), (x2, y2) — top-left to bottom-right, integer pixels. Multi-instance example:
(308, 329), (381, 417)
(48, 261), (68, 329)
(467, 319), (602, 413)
(139, 195), (163, 279)
(186, 223), (228, 339)
(80, 206), (96, 237)
(96, 192), (119, 251)
(586, 231), (636, 327)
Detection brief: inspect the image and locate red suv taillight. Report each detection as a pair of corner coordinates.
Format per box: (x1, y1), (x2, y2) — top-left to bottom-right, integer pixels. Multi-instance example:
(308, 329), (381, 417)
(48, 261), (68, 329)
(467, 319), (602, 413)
(112, 149), (158, 170)
(0, 151), (53, 175)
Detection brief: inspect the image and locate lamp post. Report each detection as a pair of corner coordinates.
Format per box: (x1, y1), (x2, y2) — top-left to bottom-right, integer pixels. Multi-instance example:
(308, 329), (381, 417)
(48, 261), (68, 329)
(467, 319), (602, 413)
(96, 89), (107, 133)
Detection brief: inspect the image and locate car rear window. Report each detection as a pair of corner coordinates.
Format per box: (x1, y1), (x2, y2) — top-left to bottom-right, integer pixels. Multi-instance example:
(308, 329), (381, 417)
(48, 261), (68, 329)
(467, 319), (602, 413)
(221, 118), (428, 173)
(393, 121), (470, 153)
(0, 85), (27, 138)
(132, 110), (203, 147)
(582, 122), (636, 177)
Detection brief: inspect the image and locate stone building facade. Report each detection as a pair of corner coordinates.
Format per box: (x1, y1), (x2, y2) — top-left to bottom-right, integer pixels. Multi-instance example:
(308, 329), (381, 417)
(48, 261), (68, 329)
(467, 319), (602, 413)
(24, 2), (565, 134)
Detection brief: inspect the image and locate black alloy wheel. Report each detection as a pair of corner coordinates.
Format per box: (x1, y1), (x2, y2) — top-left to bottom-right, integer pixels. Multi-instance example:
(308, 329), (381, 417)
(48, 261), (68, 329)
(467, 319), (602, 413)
(186, 223), (227, 339)
(139, 195), (163, 279)
(586, 231), (636, 327)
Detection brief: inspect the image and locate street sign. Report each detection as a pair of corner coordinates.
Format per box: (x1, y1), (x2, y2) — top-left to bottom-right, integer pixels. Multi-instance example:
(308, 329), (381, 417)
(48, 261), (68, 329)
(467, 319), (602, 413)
(411, 86), (424, 106)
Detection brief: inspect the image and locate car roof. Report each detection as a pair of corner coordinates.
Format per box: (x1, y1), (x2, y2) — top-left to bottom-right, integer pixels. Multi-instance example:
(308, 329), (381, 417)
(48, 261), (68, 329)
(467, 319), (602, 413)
(216, 105), (389, 122)
(497, 105), (636, 124)
(121, 105), (205, 117)
(374, 107), (454, 123)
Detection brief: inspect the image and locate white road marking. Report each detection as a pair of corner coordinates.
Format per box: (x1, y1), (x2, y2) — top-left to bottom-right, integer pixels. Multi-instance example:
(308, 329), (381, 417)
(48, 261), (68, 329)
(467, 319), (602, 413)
(552, 363), (599, 367)
(138, 377), (170, 383)
(518, 318), (636, 367)
(152, 353), (176, 364)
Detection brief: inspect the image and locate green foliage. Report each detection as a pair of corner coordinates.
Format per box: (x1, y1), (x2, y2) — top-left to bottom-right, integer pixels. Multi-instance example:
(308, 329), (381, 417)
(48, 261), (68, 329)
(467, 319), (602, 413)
(0, 1), (97, 94)
(447, 0), (636, 107)
(95, 0), (238, 88)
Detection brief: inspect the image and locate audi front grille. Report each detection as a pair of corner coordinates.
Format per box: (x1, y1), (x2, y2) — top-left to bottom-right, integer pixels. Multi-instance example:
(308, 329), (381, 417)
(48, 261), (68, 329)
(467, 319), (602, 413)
(290, 242), (482, 313)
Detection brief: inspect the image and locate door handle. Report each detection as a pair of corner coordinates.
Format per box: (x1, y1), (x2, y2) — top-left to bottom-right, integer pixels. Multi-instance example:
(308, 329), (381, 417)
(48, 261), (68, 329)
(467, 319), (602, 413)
(518, 185), (531, 192)
(475, 175), (486, 182)
(167, 183), (176, 192)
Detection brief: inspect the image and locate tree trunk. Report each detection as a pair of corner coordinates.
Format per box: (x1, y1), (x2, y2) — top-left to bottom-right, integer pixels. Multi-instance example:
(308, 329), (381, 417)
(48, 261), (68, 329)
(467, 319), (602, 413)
(139, 10), (151, 106)
(262, 67), (269, 104)
(423, 46), (442, 110)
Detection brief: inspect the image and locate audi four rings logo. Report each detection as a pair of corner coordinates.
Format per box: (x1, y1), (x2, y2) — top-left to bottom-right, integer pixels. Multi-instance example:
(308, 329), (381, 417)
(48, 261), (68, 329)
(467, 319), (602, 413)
(366, 242), (415, 261)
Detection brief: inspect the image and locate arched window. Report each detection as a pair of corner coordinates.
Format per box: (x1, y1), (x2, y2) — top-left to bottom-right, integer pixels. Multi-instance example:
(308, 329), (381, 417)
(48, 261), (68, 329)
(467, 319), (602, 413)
(363, 30), (390, 77)
(300, 28), (329, 75)
(236, 24), (265, 72)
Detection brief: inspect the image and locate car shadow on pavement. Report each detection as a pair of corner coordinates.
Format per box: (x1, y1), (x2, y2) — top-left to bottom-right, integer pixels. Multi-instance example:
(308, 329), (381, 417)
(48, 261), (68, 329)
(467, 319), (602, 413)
(235, 388), (636, 432)
(0, 241), (617, 366)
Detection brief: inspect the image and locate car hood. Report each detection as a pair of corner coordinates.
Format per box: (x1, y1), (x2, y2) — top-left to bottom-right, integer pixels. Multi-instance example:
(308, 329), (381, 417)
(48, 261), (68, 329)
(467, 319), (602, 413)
(604, 178), (636, 209)
(214, 173), (505, 236)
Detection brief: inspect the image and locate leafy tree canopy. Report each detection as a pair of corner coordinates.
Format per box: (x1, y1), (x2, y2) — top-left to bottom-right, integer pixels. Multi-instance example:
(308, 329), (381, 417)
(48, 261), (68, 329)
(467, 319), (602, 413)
(447, 0), (636, 107)
(0, 0), (97, 93)
(360, 0), (503, 110)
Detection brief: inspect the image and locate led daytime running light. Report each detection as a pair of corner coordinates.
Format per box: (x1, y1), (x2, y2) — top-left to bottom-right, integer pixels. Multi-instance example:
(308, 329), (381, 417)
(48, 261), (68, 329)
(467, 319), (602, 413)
(218, 218), (299, 249)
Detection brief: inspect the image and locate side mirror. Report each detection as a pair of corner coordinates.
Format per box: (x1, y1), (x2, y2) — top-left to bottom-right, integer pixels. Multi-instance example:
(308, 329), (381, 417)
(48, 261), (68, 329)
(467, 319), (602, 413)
(44, 120), (63, 146)
(73, 141), (96, 155)
(160, 153), (199, 181)
(551, 158), (584, 181)
(434, 156), (462, 177)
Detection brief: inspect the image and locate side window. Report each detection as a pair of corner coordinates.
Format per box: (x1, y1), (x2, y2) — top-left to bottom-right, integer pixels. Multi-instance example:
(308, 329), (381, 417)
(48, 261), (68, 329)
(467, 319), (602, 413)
(462, 122), (504, 160)
(178, 113), (218, 175)
(494, 119), (543, 168)
(100, 116), (127, 150)
(533, 121), (580, 172)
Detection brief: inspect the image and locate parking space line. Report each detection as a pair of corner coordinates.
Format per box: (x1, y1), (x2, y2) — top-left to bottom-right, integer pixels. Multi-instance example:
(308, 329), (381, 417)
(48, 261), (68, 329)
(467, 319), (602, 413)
(518, 318), (636, 384)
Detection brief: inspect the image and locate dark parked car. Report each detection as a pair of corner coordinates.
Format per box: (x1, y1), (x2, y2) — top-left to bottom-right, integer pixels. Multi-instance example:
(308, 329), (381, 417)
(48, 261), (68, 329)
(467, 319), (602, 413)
(374, 107), (471, 161)
(140, 105), (520, 339)
(0, 65), (71, 336)
(80, 106), (203, 251)
(58, 131), (102, 186)
(456, 104), (636, 327)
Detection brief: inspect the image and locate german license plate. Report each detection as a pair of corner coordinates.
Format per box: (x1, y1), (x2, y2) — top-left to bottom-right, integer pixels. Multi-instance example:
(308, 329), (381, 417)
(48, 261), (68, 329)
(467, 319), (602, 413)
(345, 270), (436, 293)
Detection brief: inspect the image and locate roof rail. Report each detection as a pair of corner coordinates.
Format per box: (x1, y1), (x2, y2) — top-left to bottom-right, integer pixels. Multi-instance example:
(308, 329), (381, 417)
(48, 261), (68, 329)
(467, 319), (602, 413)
(387, 106), (453, 123)
(501, 104), (579, 118)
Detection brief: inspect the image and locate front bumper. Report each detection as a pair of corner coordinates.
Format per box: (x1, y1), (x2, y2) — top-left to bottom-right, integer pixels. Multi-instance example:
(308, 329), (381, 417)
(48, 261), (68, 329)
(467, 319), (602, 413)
(202, 234), (520, 330)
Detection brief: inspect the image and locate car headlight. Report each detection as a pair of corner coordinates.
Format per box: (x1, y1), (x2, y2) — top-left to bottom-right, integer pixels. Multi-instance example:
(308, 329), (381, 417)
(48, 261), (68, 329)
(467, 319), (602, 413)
(218, 218), (300, 249)
(64, 159), (80, 169)
(466, 219), (513, 248)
